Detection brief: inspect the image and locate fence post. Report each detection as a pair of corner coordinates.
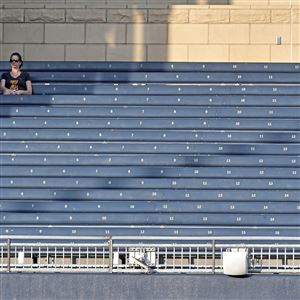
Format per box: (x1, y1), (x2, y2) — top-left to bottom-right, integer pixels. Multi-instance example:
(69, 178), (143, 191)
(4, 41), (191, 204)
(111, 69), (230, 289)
(7, 238), (11, 273)
(108, 237), (113, 273)
(212, 240), (215, 274)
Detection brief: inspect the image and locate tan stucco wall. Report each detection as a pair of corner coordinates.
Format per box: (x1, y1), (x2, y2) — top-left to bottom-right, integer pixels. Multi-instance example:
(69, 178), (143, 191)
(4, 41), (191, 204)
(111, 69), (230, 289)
(0, 0), (299, 62)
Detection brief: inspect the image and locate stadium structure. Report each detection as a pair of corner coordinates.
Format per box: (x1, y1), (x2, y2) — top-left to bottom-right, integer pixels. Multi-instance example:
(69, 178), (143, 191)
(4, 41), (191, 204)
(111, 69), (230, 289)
(0, 1), (299, 300)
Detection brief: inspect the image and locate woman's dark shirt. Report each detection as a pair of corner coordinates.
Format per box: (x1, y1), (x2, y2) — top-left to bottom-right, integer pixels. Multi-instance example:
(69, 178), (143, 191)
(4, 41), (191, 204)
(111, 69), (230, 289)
(1, 72), (31, 91)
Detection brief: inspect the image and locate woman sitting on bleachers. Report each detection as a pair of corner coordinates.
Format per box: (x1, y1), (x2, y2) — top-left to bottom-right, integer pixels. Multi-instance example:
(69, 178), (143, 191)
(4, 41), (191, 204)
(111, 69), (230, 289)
(0, 52), (32, 95)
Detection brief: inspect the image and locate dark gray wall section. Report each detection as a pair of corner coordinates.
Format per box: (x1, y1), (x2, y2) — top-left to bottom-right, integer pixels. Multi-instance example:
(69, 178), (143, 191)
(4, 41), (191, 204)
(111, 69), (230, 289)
(1, 273), (299, 300)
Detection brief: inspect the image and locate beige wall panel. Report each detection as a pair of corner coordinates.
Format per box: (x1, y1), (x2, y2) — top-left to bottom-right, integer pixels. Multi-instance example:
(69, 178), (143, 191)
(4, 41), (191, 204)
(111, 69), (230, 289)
(45, 4), (85, 9)
(66, 0), (106, 3)
(148, 9), (188, 23)
(230, 10), (271, 23)
(269, 0), (300, 5)
(0, 44), (24, 61)
(271, 10), (291, 23)
(250, 24), (291, 44)
(148, 45), (188, 61)
(108, 9), (147, 23)
(292, 24), (300, 44)
(287, 259), (300, 266)
(2, 0), (25, 3)
(86, 2), (127, 9)
(292, 9), (300, 23)
(189, 9), (229, 24)
(165, 258), (190, 265)
(127, 24), (168, 44)
(271, 45), (300, 62)
(260, 259), (284, 266)
(232, 0), (269, 5)
(25, 9), (65, 22)
(3, 4), (45, 9)
(66, 0), (107, 7)
(66, 9), (106, 22)
(189, 45), (229, 61)
(66, 45), (106, 61)
(37, 256), (72, 265)
(0, 3), (298, 63)
(209, 24), (249, 44)
(86, 24), (126, 44)
(27, 0), (64, 3)
(126, 0), (183, 8)
(3, 23), (43, 43)
(74, 257), (110, 265)
(107, 44), (146, 61)
(168, 24), (208, 44)
(0, 9), (24, 22)
(121, 0), (148, 5)
(230, 45), (270, 62)
(158, 0), (188, 4)
(55, 257), (72, 265)
(45, 24), (84, 43)
(193, 258), (223, 265)
(24, 44), (65, 60)
(68, 0), (181, 4)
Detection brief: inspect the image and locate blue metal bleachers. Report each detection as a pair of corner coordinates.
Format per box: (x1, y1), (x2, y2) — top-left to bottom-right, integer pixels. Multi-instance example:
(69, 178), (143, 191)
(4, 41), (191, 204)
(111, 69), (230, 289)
(0, 61), (299, 241)
(1, 94), (299, 106)
(29, 84), (300, 95)
(5, 71), (300, 84)
(1, 61), (299, 72)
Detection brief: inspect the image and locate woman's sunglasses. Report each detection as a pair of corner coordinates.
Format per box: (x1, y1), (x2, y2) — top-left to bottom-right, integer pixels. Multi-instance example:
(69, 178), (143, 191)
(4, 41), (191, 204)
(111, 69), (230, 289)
(10, 59), (20, 63)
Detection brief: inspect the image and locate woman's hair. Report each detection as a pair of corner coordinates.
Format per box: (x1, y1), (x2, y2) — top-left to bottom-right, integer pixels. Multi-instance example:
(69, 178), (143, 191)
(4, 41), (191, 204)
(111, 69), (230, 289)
(10, 52), (23, 68)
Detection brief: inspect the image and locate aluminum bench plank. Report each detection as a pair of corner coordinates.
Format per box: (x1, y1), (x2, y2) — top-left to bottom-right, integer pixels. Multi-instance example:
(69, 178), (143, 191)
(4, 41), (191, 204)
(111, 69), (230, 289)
(1, 142), (299, 155)
(1, 226), (299, 238)
(1, 188), (299, 202)
(25, 71), (300, 84)
(2, 166), (299, 179)
(1, 61), (299, 72)
(1, 200), (298, 214)
(2, 106), (299, 118)
(1, 212), (299, 226)
(1, 94), (299, 106)
(1, 117), (299, 131)
(1, 154), (299, 167)
(1, 129), (299, 143)
(1, 177), (299, 189)
(31, 84), (300, 96)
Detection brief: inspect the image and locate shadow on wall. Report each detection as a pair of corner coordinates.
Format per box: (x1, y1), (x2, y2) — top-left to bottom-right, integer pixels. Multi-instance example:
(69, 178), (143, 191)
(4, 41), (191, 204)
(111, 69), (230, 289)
(115, 0), (232, 62)
(206, 1), (231, 3)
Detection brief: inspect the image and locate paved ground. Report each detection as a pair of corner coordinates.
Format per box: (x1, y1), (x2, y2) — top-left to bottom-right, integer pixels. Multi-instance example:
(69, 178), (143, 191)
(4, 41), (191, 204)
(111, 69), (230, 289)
(1, 273), (300, 300)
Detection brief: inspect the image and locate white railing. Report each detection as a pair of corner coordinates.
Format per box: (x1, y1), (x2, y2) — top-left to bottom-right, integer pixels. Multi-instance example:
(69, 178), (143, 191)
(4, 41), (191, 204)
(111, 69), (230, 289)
(0, 237), (299, 274)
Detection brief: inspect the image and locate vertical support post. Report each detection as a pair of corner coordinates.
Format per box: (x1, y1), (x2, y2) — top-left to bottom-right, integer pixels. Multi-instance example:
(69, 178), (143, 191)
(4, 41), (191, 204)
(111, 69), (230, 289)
(212, 240), (215, 274)
(7, 238), (11, 273)
(108, 237), (113, 273)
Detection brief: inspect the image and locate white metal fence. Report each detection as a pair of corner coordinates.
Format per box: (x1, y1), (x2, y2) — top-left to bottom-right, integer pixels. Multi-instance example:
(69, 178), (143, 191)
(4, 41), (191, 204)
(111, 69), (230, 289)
(1, 237), (299, 274)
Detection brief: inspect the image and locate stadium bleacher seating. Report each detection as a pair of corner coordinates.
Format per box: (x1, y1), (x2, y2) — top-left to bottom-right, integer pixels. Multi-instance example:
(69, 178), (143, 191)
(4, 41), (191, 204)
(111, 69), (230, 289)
(0, 62), (299, 240)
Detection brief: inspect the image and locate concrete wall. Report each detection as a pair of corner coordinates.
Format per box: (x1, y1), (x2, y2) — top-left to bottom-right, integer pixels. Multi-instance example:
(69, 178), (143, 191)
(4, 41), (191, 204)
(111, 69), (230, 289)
(0, 0), (299, 62)
(1, 273), (300, 300)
